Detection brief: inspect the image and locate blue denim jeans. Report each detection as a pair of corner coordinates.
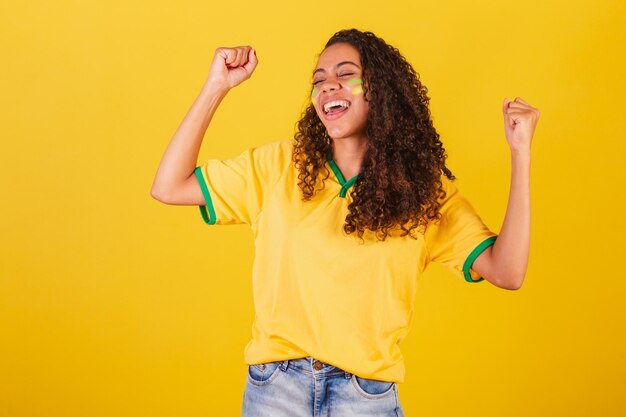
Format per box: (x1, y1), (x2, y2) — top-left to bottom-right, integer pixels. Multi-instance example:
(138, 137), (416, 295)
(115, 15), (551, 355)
(242, 356), (405, 416)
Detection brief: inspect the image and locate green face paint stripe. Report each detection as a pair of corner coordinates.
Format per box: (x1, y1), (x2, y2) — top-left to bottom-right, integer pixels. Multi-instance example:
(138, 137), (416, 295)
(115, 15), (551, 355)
(347, 78), (362, 86)
(311, 87), (319, 104)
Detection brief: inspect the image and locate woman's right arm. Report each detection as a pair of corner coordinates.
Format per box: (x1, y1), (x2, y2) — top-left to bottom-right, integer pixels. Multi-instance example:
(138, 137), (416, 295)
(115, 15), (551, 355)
(150, 46), (258, 205)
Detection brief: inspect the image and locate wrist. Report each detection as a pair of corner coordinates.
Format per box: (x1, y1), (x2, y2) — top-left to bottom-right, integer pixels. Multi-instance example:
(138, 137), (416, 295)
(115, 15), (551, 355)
(201, 80), (230, 98)
(510, 148), (531, 173)
(510, 146), (531, 158)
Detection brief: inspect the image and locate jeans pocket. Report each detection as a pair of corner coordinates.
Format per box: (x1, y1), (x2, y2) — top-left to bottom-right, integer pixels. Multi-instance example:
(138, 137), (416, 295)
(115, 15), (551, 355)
(351, 374), (396, 399)
(247, 361), (283, 386)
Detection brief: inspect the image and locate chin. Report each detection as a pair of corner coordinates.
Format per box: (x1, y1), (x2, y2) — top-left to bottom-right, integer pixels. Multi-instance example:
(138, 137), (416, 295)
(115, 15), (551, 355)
(328, 129), (343, 138)
(328, 129), (352, 140)
(326, 125), (357, 139)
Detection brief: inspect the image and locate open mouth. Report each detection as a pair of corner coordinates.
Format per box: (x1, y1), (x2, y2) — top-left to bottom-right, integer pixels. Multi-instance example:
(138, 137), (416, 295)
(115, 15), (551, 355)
(322, 99), (351, 119)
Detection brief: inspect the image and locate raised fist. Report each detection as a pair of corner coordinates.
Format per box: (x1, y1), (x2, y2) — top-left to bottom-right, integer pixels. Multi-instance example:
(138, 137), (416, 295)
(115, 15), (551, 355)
(207, 46), (258, 92)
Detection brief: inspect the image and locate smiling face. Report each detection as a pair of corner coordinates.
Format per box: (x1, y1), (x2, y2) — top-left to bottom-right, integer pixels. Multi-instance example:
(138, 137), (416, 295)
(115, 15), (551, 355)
(311, 42), (369, 141)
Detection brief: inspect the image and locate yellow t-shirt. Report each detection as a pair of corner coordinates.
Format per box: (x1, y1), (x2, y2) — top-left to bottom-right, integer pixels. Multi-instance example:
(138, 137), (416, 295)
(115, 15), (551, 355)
(194, 139), (497, 383)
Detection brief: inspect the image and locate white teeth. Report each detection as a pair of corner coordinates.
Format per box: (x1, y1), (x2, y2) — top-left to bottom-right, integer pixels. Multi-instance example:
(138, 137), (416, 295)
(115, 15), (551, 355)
(323, 100), (350, 113)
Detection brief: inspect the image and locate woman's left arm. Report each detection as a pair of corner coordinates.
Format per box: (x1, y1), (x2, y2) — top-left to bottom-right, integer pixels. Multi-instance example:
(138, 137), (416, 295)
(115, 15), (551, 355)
(472, 97), (540, 290)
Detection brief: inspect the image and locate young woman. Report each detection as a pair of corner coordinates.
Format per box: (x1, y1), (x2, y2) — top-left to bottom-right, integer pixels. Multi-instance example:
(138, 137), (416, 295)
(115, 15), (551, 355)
(151, 29), (539, 417)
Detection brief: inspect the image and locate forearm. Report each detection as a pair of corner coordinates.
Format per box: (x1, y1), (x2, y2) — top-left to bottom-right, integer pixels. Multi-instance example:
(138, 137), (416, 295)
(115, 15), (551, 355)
(151, 82), (228, 197)
(491, 148), (531, 288)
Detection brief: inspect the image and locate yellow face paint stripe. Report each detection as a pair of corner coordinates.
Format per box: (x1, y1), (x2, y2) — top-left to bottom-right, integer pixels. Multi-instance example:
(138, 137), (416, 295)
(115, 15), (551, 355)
(347, 78), (363, 96)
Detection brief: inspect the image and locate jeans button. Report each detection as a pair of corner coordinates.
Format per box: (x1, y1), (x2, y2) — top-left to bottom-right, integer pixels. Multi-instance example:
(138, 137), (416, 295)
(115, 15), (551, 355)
(313, 360), (323, 370)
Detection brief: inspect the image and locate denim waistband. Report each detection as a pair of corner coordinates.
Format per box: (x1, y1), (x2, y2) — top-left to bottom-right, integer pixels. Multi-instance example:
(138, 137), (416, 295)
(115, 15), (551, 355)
(278, 356), (352, 379)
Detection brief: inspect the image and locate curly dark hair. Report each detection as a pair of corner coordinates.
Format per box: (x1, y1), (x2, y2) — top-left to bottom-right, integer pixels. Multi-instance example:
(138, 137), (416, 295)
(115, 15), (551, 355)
(292, 28), (455, 242)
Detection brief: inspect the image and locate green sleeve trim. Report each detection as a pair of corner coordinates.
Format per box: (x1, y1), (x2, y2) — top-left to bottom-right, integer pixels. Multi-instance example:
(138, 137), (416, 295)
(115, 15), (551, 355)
(462, 236), (497, 283)
(194, 166), (216, 225)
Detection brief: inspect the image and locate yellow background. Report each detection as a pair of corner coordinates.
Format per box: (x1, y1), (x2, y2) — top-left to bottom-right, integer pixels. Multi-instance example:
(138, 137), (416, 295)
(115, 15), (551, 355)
(1, 0), (625, 415)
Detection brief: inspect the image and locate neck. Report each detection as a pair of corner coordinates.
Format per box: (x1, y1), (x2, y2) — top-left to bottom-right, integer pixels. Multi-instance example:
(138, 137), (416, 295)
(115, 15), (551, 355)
(330, 136), (368, 179)
(331, 136), (367, 160)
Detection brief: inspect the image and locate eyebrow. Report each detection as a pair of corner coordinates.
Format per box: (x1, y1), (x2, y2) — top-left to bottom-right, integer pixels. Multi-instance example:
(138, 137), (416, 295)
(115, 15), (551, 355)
(313, 61), (361, 76)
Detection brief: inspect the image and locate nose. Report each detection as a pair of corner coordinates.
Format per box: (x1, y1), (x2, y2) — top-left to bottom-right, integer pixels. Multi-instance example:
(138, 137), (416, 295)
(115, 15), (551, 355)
(321, 77), (341, 93)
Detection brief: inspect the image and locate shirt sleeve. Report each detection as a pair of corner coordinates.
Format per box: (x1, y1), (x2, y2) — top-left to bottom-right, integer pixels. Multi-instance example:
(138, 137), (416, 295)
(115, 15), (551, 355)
(423, 176), (498, 283)
(193, 141), (287, 225)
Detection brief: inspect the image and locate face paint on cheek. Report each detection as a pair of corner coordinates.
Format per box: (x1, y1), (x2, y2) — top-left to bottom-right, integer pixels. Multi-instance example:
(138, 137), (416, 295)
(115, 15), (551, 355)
(311, 88), (319, 106)
(347, 78), (363, 96)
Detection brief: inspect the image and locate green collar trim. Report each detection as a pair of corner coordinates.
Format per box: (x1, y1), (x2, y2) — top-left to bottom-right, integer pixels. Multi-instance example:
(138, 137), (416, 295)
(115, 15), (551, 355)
(327, 150), (358, 198)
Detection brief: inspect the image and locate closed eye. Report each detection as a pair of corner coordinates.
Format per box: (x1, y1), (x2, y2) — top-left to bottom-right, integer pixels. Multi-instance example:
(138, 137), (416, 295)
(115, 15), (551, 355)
(313, 73), (356, 86)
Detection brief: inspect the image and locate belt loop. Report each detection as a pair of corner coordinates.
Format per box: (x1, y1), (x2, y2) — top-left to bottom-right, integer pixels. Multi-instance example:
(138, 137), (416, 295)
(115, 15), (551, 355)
(280, 360), (289, 372)
(344, 370), (351, 379)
